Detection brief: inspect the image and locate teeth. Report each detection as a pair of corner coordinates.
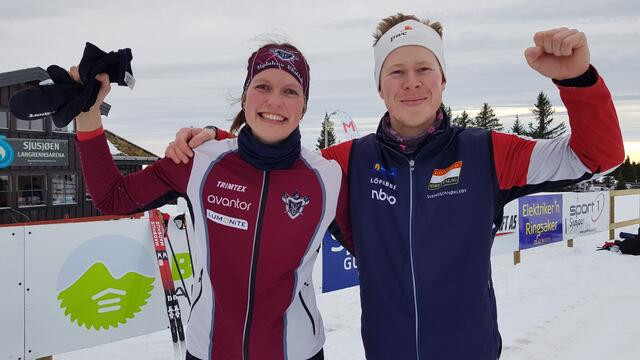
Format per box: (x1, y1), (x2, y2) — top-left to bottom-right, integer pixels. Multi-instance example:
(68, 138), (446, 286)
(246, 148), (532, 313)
(261, 113), (285, 121)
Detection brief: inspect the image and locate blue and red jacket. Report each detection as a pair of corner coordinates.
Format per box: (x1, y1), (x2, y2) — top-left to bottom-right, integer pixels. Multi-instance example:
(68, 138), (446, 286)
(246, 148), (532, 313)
(320, 67), (624, 359)
(77, 129), (348, 360)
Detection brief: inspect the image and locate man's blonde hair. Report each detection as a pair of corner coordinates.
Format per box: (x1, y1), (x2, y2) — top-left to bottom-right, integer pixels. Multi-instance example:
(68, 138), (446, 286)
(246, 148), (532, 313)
(373, 13), (443, 46)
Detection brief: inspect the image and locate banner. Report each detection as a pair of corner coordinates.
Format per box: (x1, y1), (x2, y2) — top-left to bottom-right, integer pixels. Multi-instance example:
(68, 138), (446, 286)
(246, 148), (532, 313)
(23, 219), (168, 359)
(0, 137), (69, 167)
(519, 194), (564, 250)
(563, 191), (609, 237)
(0, 213), (194, 360)
(329, 110), (360, 140)
(322, 231), (359, 293)
(0, 227), (25, 360)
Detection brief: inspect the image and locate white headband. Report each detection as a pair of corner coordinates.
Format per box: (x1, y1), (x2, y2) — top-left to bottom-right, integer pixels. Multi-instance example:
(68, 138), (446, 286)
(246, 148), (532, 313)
(373, 19), (446, 89)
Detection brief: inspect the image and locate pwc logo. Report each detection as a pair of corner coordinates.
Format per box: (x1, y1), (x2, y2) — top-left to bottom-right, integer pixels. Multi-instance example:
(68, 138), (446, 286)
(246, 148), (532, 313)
(389, 25), (414, 43)
(371, 188), (396, 205)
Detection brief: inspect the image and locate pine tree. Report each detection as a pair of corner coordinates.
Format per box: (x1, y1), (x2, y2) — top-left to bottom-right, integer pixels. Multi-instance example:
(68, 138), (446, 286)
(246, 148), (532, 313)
(316, 111), (337, 150)
(527, 91), (566, 139)
(452, 110), (473, 128)
(474, 103), (503, 131)
(621, 156), (638, 182)
(615, 171), (627, 190)
(510, 115), (526, 135)
(441, 104), (453, 121)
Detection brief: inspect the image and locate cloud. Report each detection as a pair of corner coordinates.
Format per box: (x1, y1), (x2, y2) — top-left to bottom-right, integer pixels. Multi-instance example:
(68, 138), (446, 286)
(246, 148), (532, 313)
(3, 0), (640, 156)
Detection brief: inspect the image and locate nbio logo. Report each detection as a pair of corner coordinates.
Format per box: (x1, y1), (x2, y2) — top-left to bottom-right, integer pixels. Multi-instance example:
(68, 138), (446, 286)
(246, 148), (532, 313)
(371, 188), (396, 205)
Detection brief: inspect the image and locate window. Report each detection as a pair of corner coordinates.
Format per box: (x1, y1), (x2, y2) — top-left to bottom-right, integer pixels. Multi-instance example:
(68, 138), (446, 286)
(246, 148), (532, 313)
(0, 175), (8, 208)
(16, 115), (45, 132)
(52, 118), (75, 133)
(0, 109), (8, 129)
(17, 174), (46, 207)
(52, 174), (77, 205)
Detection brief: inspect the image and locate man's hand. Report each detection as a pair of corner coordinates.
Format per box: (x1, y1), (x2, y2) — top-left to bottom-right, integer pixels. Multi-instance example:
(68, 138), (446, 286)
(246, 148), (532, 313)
(524, 28), (590, 80)
(165, 127), (216, 164)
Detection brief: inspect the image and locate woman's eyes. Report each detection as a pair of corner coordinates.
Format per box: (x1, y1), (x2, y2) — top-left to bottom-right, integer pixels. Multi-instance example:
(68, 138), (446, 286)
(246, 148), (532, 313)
(254, 84), (299, 96)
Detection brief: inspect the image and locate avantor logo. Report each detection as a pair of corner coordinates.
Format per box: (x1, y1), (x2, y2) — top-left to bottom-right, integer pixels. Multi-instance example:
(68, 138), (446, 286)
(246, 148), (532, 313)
(207, 194), (253, 211)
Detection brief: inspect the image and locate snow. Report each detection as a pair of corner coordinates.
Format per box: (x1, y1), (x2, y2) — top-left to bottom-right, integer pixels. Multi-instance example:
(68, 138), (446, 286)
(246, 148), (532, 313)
(54, 229), (640, 360)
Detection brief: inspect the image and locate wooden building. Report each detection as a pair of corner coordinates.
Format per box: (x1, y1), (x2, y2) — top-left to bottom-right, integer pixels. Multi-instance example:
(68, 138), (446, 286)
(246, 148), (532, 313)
(0, 67), (158, 224)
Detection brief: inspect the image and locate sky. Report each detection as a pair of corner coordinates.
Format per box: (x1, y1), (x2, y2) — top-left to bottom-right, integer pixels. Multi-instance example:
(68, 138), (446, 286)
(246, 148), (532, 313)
(2, 0), (639, 160)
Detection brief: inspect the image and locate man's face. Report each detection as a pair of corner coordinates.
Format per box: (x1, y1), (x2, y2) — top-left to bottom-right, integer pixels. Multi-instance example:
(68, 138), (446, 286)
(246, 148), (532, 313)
(378, 45), (446, 137)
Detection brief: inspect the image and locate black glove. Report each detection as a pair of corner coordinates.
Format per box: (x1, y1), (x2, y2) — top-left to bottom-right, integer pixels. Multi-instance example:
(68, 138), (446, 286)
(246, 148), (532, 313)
(9, 42), (134, 128)
(8, 65), (83, 126)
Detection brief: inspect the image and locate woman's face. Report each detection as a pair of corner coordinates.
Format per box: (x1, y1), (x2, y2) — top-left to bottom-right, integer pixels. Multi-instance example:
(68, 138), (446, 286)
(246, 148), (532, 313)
(378, 45), (446, 137)
(244, 68), (305, 144)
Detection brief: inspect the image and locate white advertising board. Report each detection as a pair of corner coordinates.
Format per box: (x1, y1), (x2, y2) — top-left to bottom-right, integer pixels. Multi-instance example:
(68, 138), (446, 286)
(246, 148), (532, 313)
(562, 191), (610, 238)
(0, 226), (25, 359)
(23, 218), (168, 359)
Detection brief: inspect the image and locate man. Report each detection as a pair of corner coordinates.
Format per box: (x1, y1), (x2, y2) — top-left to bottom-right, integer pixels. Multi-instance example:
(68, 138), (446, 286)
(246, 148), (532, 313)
(165, 14), (623, 359)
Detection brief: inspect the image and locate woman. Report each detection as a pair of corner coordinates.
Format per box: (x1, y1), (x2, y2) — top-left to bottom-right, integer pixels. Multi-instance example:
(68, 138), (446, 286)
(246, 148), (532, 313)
(75, 43), (348, 360)
(166, 13), (624, 360)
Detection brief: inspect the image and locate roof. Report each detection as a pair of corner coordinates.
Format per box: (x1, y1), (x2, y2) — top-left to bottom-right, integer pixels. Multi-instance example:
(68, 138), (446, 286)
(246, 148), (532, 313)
(0, 67), (49, 88)
(104, 129), (159, 163)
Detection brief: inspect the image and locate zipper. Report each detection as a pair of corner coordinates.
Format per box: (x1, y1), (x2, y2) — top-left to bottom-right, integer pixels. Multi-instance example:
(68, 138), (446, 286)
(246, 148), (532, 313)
(380, 144), (420, 360)
(242, 170), (270, 360)
(408, 158), (420, 360)
(298, 286), (316, 335)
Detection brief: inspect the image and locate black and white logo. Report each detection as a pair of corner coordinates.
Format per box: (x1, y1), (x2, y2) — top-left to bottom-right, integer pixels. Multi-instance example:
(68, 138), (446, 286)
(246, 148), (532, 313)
(371, 188), (396, 205)
(271, 48), (298, 62)
(282, 192), (310, 220)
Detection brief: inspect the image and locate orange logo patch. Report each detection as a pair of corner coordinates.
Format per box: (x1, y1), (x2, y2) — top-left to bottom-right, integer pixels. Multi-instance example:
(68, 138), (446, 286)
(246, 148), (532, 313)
(429, 161), (463, 190)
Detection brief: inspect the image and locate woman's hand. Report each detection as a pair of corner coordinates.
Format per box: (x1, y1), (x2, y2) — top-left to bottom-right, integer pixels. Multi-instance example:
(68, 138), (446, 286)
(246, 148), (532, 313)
(70, 66), (111, 131)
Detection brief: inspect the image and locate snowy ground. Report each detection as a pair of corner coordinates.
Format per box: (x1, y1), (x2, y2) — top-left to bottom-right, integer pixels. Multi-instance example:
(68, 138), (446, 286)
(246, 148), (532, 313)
(55, 230), (640, 360)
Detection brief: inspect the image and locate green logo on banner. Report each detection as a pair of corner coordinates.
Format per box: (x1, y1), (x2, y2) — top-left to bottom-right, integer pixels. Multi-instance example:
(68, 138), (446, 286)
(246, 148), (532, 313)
(171, 253), (193, 281)
(56, 234), (158, 331)
(58, 262), (155, 330)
